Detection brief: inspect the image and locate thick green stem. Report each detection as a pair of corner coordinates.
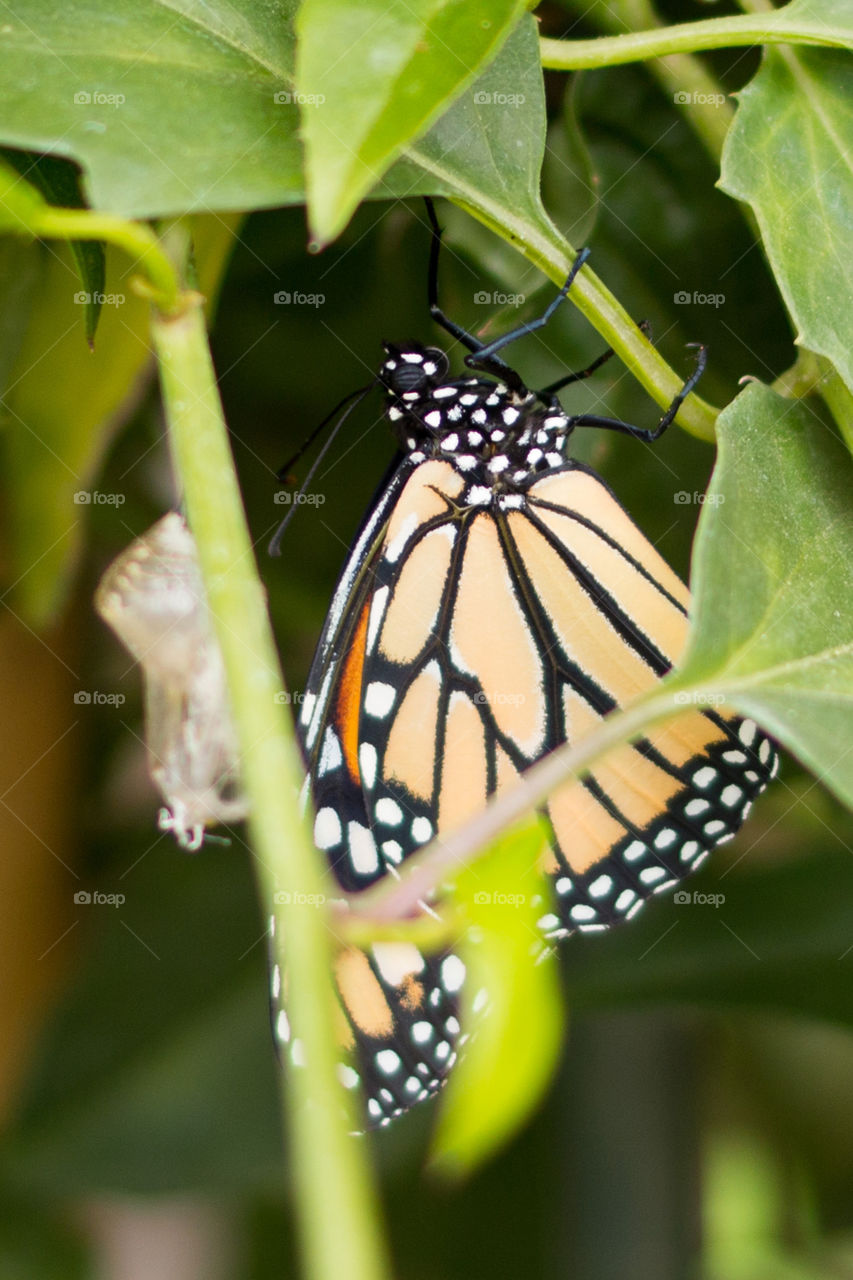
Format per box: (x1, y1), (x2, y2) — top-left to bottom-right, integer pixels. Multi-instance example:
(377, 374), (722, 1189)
(540, 12), (848, 71)
(150, 244), (390, 1280)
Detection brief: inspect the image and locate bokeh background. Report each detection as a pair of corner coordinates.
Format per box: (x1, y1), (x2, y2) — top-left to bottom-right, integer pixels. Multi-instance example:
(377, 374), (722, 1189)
(2, 8), (853, 1277)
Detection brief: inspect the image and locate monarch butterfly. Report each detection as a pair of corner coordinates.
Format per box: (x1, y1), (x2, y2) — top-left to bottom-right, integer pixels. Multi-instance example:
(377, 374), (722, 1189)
(272, 201), (777, 1127)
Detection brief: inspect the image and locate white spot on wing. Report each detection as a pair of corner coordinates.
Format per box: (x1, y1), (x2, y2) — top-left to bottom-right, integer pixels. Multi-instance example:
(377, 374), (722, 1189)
(365, 681), (396, 718)
(314, 807), (342, 850)
(359, 742), (377, 789)
(441, 954), (466, 993)
(372, 941), (425, 985)
(366, 586), (389, 655)
(348, 821), (379, 874)
(375, 796), (403, 826)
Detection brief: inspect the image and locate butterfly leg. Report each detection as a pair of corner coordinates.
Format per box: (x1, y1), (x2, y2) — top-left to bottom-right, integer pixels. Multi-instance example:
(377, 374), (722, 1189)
(463, 249), (591, 384)
(569, 343), (707, 442)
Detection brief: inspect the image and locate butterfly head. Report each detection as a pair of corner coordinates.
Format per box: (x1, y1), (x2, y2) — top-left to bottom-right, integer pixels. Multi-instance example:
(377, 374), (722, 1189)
(380, 342), (450, 403)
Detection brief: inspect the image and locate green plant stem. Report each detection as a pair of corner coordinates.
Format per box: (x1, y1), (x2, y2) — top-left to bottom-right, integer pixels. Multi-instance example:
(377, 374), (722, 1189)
(37, 206), (180, 311)
(540, 12), (847, 72)
(351, 685), (709, 922)
(597, 0), (734, 164)
(150, 231), (390, 1280)
(453, 196), (719, 441)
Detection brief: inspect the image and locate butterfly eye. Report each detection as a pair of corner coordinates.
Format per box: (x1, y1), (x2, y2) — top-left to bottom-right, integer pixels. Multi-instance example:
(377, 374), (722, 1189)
(387, 361), (429, 395)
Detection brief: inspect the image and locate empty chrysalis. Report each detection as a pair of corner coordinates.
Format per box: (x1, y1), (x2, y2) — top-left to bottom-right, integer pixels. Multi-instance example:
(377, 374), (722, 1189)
(95, 512), (247, 849)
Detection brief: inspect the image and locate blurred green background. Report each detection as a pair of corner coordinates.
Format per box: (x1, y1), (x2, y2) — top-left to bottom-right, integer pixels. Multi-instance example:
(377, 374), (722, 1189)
(2, 8), (853, 1277)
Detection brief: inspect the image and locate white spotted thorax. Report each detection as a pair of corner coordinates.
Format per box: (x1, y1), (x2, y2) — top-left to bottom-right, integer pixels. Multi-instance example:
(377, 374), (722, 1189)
(380, 341), (571, 504)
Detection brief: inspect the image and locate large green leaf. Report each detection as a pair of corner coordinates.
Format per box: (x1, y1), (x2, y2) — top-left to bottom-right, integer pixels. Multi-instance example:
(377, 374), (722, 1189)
(296, 0), (528, 244)
(669, 382), (853, 810)
(380, 18), (565, 264)
(0, 0), (302, 218)
(720, 45), (853, 397)
(433, 820), (564, 1174)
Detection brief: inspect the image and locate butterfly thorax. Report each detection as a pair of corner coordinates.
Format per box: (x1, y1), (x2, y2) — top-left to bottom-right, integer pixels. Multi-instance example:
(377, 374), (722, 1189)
(380, 341), (572, 495)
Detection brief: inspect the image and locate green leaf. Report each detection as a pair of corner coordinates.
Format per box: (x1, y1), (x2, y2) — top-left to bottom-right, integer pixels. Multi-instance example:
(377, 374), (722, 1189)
(767, 0), (853, 50)
(380, 17), (565, 265)
(2, 149), (106, 345)
(432, 819), (564, 1174)
(672, 381), (853, 809)
(720, 45), (853, 397)
(0, 154), (47, 231)
(0, 240), (153, 623)
(0, 0), (303, 218)
(296, 0), (527, 244)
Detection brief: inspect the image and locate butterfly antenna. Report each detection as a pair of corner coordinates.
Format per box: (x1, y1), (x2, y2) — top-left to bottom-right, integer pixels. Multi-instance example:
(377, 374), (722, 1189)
(269, 381), (375, 556)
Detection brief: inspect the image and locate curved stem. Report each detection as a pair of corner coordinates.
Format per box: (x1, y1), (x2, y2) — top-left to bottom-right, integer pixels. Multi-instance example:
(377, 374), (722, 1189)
(36, 206), (180, 312)
(454, 196), (720, 441)
(540, 13), (848, 72)
(351, 686), (700, 923)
